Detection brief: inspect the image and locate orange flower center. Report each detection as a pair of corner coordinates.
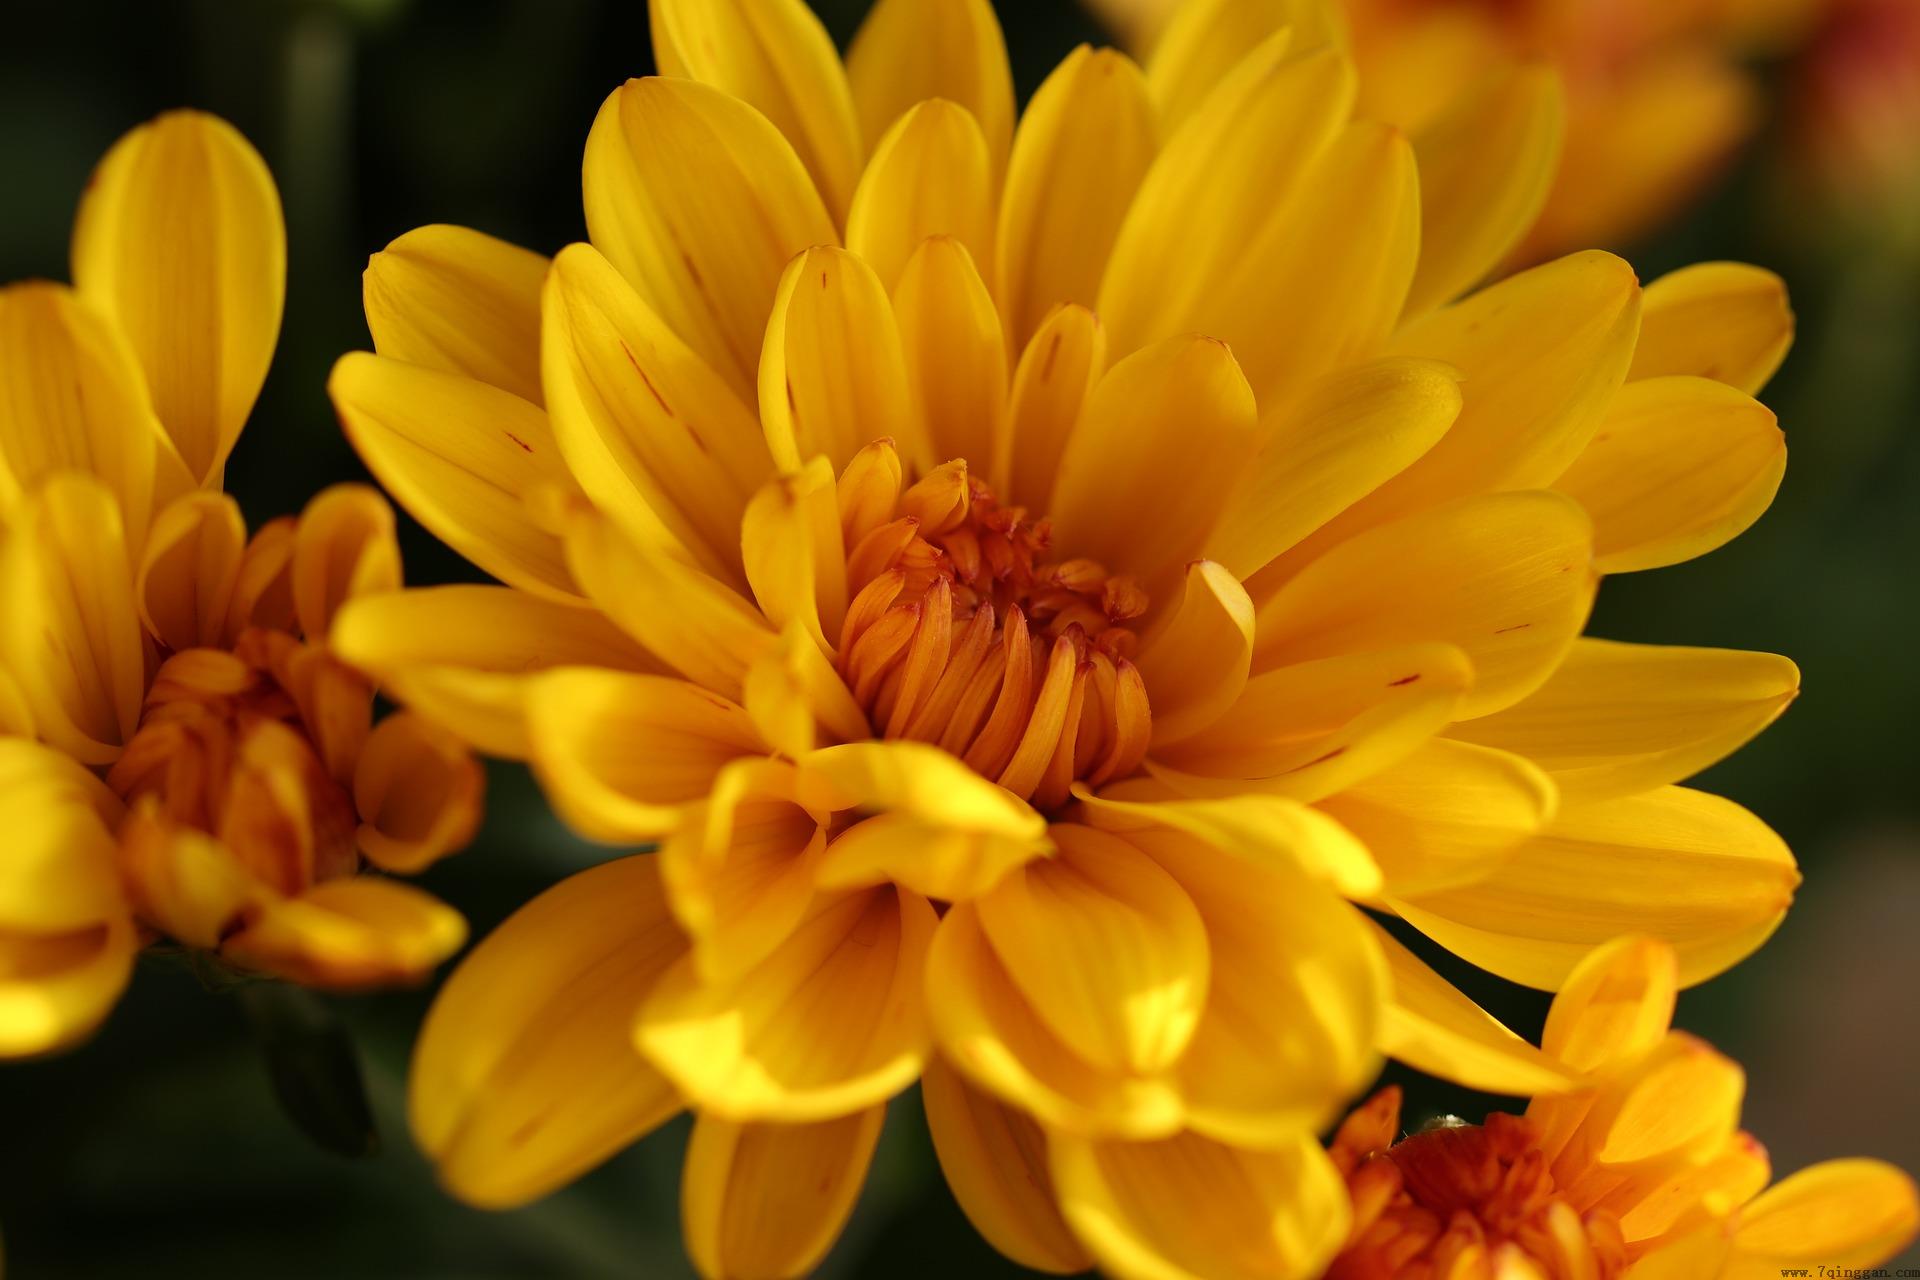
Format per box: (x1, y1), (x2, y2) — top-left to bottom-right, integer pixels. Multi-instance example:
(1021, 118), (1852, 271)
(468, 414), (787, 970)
(106, 630), (366, 901)
(1331, 1089), (1629, 1280)
(834, 448), (1152, 811)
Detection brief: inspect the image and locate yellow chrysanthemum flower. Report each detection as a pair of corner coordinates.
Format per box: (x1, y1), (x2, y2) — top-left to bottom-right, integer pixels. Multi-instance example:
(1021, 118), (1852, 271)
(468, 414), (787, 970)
(0, 110), (481, 1058)
(326, 0), (1812, 1274)
(1092, 0), (1818, 261)
(1325, 937), (1919, 1279)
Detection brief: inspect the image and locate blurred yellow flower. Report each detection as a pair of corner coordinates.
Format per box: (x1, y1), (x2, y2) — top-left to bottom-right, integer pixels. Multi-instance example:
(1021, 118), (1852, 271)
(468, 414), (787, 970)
(1327, 937), (1920, 1279)
(329, 0), (1808, 1274)
(1092, 0), (1820, 260)
(0, 111), (479, 1058)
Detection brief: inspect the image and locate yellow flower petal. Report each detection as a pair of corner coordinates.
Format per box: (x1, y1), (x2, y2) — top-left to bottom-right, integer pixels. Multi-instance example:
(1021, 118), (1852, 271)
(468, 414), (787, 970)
(846, 0), (1014, 176)
(1186, 119), (1419, 407)
(329, 584), (659, 759)
(1146, 0), (1342, 130)
(352, 710), (482, 874)
(1050, 335), (1259, 596)
(1629, 262), (1794, 396)
(637, 886), (935, 1122)
(741, 621), (870, 754)
(1391, 787), (1799, 991)
(1447, 638), (1800, 805)
(1554, 375), (1785, 574)
(801, 736), (1048, 846)
(800, 739), (1050, 899)
(291, 483), (401, 642)
(1622, 1226), (1736, 1280)
(846, 99), (996, 292)
(1540, 935), (1678, 1075)
(0, 912), (136, 1059)
(582, 76), (836, 397)
(362, 224), (547, 405)
(525, 667), (763, 843)
(996, 45), (1157, 349)
(222, 876), (466, 990)
(0, 473), (145, 765)
(118, 803), (255, 949)
(650, 0), (864, 221)
(1100, 38), (1353, 363)
(542, 238), (773, 586)
(0, 739), (125, 933)
(975, 824), (1209, 1078)
(815, 812), (1046, 904)
(71, 109), (284, 482)
(1134, 560), (1254, 746)
(562, 502), (776, 702)
(1613, 1133), (1770, 1245)
(1205, 358), (1461, 580)
(1368, 920), (1577, 1097)
(895, 236), (1009, 485)
(1075, 779), (1381, 899)
(0, 282), (160, 540)
(1366, 249), (1643, 520)
(758, 245), (916, 474)
(682, 1107), (884, 1280)
(1731, 1159), (1919, 1274)
(1255, 490), (1596, 719)
(411, 854), (685, 1207)
(1051, 1129), (1350, 1280)
(742, 456), (848, 656)
(926, 898), (1186, 1139)
(1316, 738), (1557, 897)
(1579, 1032), (1745, 1168)
(224, 514), (298, 639)
(0, 667), (33, 738)
(1136, 829), (1384, 1144)
(658, 757), (826, 984)
(1403, 63), (1565, 318)
(1151, 644), (1473, 802)
(137, 491), (247, 653)
(1005, 303), (1106, 513)
(923, 1055), (1092, 1275)
(328, 352), (579, 601)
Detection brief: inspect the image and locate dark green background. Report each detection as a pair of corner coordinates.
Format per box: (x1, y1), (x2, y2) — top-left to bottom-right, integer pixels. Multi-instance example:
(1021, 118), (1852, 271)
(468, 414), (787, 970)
(3, 1), (1916, 1274)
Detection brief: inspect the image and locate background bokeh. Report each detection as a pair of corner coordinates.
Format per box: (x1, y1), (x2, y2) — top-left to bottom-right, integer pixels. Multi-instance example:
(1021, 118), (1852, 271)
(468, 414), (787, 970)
(3, 1), (1917, 1275)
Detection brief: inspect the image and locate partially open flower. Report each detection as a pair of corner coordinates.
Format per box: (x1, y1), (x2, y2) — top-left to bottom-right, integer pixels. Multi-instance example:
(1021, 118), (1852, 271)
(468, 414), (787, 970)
(0, 111), (478, 1058)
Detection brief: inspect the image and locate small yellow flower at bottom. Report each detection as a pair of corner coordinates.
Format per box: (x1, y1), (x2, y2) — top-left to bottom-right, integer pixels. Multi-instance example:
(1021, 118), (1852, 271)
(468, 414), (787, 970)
(1326, 937), (1920, 1280)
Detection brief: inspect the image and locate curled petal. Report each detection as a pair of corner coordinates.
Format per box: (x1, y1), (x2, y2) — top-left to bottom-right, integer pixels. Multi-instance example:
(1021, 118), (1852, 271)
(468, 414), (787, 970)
(138, 492), (247, 653)
(352, 711), (483, 874)
(292, 483), (402, 641)
(221, 876), (466, 991)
